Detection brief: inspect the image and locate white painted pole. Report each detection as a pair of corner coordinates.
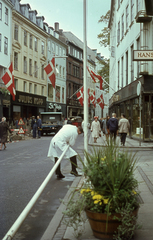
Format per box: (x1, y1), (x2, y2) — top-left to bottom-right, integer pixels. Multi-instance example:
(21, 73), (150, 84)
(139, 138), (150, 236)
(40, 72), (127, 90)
(2, 145), (69, 240)
(83, 0), (88, 162)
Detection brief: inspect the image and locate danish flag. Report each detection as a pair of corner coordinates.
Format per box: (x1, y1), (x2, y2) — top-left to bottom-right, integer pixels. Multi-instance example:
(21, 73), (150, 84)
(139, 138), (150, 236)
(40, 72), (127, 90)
(87, 67), (103, 90)
(76, 86), (84, 106)
(44, 58), (56, 88)
(2, 62), (16, 101)
(97, 94), (104, 109)
(89, 90), (96, 108)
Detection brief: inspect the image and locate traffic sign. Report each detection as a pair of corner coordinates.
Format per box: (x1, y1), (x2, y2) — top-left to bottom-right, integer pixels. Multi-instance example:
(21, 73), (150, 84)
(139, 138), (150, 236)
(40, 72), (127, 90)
(18, 118), (25, 125)
(18, 126), (25, 134)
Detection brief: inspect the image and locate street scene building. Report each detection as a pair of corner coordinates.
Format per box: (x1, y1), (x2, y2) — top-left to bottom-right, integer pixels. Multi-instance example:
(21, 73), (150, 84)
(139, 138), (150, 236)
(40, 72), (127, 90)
(109, 0), (153, 141)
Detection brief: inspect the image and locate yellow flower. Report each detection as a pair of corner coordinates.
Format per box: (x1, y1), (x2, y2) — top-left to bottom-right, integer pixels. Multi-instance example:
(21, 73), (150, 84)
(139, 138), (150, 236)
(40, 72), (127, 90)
(91, 191), (96, 196)
(80, 189), (86, 194)
(101, 158), (104, 161)
(132, 190), (137, 195)
(92, 194), (103, 200)
(103, 198), (109, 204)
(86, 188), (92, 192)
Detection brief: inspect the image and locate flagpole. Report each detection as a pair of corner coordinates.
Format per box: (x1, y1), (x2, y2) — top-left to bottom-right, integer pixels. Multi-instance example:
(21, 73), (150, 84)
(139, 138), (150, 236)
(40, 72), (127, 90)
(69, 85), (83, 99)
(83, 0), (88, 161)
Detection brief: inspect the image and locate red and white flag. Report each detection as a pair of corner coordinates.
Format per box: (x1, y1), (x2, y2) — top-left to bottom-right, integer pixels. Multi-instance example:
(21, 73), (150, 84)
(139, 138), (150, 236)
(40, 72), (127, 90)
(44, 58), (56, 88)
(2, 62), (16, 101)
(97, 94), (104, 109)
(87, 67), (103, 90)
(89, 90), (96, 108)
(76, 86), (84, 106)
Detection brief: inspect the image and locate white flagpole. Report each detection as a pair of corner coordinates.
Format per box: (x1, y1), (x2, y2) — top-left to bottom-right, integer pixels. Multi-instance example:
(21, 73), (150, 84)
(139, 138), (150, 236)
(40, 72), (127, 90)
(83, 0), (88, 161)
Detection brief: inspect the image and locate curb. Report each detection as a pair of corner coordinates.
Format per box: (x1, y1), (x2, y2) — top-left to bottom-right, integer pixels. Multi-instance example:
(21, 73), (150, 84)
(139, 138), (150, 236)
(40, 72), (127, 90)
(40, 176), (82, 240)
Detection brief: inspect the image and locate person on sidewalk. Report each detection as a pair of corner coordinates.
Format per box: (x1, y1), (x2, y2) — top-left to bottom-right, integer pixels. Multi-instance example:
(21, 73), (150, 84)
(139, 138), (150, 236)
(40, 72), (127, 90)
(47, 124), (83, 179)
(107, 113), (118, 143)
(37, 115), (42, 138)
(118, 113), (130, 146)
(91, 116), (101, 143)
(0, 117), (12, 150)
(103, 115), (110, 141)
(31, 116), (37, 138)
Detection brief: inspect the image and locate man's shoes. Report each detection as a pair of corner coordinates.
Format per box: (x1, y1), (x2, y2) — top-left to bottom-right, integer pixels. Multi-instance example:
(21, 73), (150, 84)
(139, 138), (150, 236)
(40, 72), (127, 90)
(57, 173), (65, 179)
(70, 171), (82, 177)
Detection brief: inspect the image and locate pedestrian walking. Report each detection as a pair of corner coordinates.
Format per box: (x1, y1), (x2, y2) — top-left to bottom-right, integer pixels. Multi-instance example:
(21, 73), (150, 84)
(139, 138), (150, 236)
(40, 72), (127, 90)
(91, 116), (101, 143)
(37, 115), (42, 138)
(103, 115), (110, 140)
(47, 125), (83, 179)
(31, 116), (37, 138)
(107, 113), (118, 143)
(0, 117), (12, 150)
(118, 113), (130, 146)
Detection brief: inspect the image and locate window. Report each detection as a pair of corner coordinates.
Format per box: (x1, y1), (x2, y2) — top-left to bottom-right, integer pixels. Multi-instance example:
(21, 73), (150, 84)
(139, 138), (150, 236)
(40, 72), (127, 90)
(117, 21), (120, 44)
(126, 5), (129, 30)
(14, 24), (18, 41)
(118, 61), (120, 90)
(131, 0), (134, 22)
(63, 49), (66, 56)
(59, 66), (62, 77)
(24, 30), (27, 46)
(24, 56), (27, 73)
(59, 47), (61, 56)
(126, 51), (128, 85)
(68, 83), (71, 97)
(5, 7), (8, 25)
(48, 41), (50, 51)
(63, 67), (65, 78)
(55, 86), (60, 102)
(41, 64), (44, 79)
(118, 0), (120, 9)
(131, 44), (134, 82)
(0, 34), (1, 52)
(34, 61), (37, 78)
(68, 62), (71, 74)
(41, 86), (44, 96)
(41, 41), (44, 54)
(48, 84), (53, 101)
(34, 37), (37, 51)
(52, 42), (55, 52)
(121, 14), (124, 38)
(62, 87), (64, 103)
(34, 84), (37, 94)
(4, 37), (8, 55)
(56, 45), (59, 55)
(29, 59), (32, 76)
(29, 83), (32, 93)
(121, 56), (124, 88)
(14, 52), (18, 70)
(23, 81), (27, 92)
(0, 3), (2, 20)
(14, 79), (18, 90)
(29, 34), (32, 49)
(56, 64), (58, 76)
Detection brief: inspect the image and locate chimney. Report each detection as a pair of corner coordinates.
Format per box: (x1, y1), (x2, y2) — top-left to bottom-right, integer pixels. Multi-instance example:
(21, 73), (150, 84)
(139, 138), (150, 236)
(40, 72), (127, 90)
(54, 22), (59, 32)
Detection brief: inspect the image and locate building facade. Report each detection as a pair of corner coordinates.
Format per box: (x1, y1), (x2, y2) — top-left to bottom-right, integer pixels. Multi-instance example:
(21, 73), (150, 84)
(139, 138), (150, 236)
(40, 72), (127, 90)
(0, 0), (13, 120)
(109, 0), (153, 141)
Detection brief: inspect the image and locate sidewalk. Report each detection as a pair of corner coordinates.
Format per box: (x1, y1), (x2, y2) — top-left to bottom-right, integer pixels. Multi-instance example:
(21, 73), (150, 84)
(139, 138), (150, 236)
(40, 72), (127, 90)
(41, 136), (153, 240)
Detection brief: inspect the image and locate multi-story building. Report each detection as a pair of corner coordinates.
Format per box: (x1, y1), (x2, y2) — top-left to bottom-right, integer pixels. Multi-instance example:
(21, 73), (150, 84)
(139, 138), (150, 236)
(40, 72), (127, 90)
(46, 22), (67, 117)
(0, 0), (13, 120)
(59, 29), (96, 120)
(109, 0), (153, 141)
(11, 1), (48, 120)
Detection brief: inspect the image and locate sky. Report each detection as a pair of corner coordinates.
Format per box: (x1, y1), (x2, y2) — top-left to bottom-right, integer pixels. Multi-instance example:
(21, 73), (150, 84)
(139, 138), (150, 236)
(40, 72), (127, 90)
(20, 0), (111, 58)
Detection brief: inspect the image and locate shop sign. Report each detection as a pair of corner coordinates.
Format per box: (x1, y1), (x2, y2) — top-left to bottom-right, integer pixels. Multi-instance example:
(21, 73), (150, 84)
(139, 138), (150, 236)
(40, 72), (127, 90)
(48, 103), (62, 111)
(18, 95), (44, 105)
(133, 50), (153, 61)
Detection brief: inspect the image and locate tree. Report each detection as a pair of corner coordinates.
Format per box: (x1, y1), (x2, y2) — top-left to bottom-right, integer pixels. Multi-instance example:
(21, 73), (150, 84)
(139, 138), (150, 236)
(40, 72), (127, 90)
(98, 10), (110, 91)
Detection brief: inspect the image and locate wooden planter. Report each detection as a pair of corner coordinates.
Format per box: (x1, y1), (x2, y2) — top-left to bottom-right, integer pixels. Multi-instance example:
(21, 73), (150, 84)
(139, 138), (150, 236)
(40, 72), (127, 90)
(86, 208), (139, 239)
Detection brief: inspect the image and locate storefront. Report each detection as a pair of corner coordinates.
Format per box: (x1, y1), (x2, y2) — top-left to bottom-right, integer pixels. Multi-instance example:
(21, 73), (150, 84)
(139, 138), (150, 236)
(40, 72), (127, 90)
(12, 91), (46, 121)
(46, 101), (66, 119)
(109, 75), (153, 141)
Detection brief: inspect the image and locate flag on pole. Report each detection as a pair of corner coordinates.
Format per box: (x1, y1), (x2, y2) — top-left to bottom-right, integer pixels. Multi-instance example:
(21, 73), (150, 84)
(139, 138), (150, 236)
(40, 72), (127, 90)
(87, 67), (103, 90)
(89, 90), (96, 108)
(2, 62), (16, 101)
(97, 94), (104, 109)
(44, 58), (56, 88)
(76, 86), (84, 106)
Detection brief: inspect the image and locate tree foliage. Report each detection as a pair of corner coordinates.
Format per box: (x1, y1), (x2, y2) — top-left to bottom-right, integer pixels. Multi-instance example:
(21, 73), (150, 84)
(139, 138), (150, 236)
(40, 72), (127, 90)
(98, 58), (109, 91)
(98, 10), (110, 48)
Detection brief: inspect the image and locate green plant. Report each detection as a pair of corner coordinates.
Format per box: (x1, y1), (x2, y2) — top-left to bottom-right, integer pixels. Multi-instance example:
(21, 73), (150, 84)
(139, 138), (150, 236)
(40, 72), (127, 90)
(63, 142), (140, 239)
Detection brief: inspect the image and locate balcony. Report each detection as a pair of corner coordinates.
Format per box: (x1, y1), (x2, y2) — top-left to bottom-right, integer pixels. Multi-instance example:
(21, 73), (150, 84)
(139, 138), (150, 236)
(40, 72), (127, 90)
(135, 10), (152, 23)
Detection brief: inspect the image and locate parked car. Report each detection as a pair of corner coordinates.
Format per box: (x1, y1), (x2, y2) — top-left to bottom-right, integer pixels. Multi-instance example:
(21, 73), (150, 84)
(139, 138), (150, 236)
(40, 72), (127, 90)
(40, 112), (63, 136)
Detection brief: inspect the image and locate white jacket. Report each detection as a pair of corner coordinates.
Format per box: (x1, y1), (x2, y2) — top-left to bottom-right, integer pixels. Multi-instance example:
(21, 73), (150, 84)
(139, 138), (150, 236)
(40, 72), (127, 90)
(47, 124), (78, 160)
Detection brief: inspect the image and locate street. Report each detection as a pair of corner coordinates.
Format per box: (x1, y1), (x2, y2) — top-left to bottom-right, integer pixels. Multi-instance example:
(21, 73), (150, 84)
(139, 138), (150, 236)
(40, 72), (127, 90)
(0, 134), (84, 240)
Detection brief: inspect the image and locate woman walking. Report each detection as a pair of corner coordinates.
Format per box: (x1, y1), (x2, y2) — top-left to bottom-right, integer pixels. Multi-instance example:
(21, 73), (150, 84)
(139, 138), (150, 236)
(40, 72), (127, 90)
(0, 117), (12, 150)
(103, 115), (110, 140)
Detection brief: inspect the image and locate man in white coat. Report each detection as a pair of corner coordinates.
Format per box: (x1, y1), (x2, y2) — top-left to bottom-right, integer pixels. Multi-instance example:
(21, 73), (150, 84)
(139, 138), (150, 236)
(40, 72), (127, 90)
(48, 124), (83, 178)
